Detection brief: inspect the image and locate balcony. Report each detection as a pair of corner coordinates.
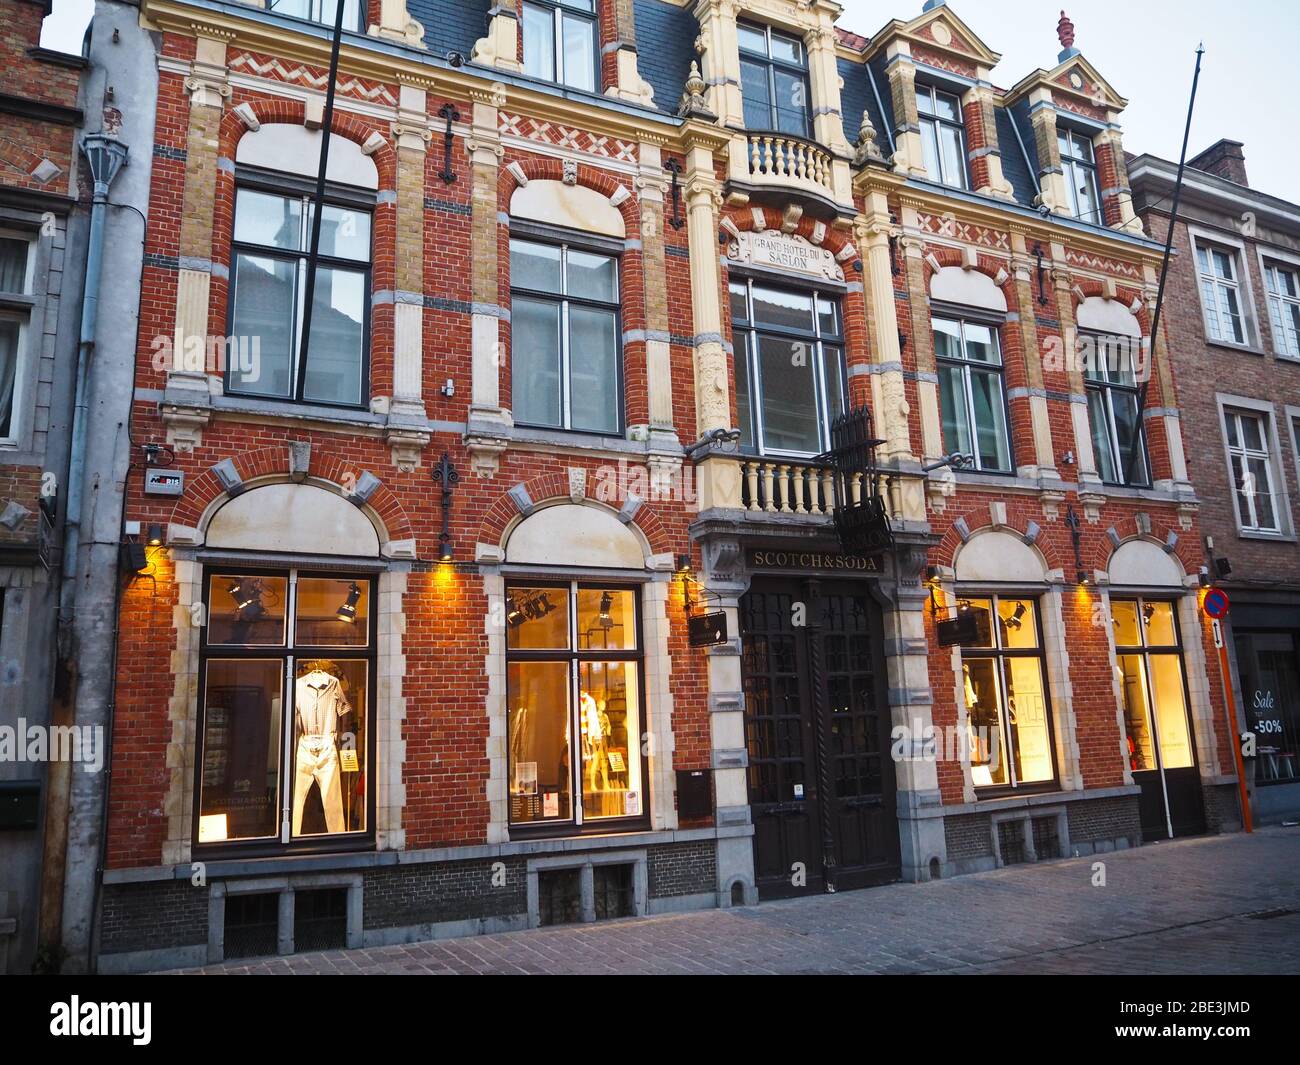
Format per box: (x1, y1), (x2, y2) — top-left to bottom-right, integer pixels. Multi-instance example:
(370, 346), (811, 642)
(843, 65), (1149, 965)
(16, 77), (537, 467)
(725, 131), (856, 222)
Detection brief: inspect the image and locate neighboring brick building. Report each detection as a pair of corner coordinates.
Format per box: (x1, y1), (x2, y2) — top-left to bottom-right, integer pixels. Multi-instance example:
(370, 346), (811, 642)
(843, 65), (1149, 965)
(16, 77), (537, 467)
(87, 0), (1239, 972)
(0, 0), (87, 974)
(1131, 140), (1300, 827)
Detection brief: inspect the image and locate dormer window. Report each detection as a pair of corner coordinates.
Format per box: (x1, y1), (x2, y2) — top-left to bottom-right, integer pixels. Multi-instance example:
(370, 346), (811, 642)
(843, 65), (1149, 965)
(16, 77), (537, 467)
(522, 0), (598, 93)
(738, 21), (811, 137)
(917, 85), (968, 190)
(1058, 128), (1101, 222)
(267, 0), (364, 31)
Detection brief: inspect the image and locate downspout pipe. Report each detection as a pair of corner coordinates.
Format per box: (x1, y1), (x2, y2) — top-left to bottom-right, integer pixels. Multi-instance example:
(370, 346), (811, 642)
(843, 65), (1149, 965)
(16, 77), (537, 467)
(61, 133), (128, 615)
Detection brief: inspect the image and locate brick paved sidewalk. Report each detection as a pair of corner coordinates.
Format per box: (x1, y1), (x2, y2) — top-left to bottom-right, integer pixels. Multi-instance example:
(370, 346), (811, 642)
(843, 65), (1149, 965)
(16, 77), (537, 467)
(174, 827), (1300, 975)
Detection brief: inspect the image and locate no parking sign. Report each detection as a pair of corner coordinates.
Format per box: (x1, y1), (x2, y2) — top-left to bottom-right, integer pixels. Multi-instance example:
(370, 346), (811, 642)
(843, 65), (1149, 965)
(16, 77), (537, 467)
(1202, 588), (1230, 619)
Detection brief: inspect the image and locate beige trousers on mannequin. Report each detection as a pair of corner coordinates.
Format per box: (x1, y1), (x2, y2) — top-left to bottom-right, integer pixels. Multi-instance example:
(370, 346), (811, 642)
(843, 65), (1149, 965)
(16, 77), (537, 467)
(292, 737), (345, 835)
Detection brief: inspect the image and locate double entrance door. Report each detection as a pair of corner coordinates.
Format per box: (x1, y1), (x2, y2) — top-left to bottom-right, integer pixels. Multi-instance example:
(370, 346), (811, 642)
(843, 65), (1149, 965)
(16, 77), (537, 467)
(740, 579), (901, 898)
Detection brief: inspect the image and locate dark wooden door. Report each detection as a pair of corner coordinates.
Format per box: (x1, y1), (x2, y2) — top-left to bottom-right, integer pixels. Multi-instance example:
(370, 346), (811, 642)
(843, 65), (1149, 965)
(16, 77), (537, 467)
(742, 580), (900, 899)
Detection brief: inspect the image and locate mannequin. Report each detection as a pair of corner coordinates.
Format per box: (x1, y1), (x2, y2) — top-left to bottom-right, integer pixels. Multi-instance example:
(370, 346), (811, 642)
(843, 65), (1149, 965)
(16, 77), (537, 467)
(580, 690), (611, 795)
(292, 660), (351, 835)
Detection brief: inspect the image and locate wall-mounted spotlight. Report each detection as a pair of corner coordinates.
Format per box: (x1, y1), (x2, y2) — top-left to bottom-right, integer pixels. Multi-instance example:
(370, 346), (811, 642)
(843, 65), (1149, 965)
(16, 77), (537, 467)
(432, 452), (460, 563)
(146, 523), (164, 547)
(228, 578), (266, 622)
(1005, 601), (1027, 630)
(597, 591), (614, 631)
(336, 581), (362, 624)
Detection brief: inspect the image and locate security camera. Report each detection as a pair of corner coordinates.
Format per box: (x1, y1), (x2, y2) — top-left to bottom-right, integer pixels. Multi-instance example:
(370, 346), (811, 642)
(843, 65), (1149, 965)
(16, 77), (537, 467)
(446, 51), (465, 68)
(1037, 202), (1052, 218)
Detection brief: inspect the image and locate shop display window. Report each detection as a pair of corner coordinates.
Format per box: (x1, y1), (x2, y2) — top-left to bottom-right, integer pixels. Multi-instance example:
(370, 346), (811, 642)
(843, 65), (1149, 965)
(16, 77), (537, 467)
(1112, 599), (1195, 774)
(197, 570), (375, 850)
(506, 583), (647, 829)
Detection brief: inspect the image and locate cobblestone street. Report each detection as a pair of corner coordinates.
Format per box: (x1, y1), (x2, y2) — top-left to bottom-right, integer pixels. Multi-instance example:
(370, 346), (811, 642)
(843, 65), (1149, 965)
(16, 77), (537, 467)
(177, 827), (1300, 975)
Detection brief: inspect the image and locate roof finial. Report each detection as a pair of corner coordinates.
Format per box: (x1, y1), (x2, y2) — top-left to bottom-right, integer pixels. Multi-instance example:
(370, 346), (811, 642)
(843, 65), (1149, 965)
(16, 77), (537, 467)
(1057, 10), (1080, 61)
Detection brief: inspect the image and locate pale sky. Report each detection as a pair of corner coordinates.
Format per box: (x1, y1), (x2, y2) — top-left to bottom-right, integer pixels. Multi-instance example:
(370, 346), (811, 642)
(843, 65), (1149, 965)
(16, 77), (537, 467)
(39, 0), (1300, 199)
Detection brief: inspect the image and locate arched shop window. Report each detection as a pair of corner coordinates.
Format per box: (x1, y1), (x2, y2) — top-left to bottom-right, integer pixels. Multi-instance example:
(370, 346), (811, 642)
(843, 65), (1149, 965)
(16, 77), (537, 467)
(195, 570), (376, 852)
(957, 596), (1057, 792)
(505, 582), (648, 831)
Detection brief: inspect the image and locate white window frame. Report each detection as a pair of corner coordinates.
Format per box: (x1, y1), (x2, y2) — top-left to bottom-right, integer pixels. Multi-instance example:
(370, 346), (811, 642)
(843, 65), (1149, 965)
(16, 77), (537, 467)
(1189, 226), (1257, 349)
(1287, 405), (1300, 511)
(1255, 244), (1300, 361)
(1058, 127), (1101, 223)
(0, 229), (36, 448)
(1216, 394), (1293, 539)
(916, 82), (969, 190)
(521, 0), (598, 93)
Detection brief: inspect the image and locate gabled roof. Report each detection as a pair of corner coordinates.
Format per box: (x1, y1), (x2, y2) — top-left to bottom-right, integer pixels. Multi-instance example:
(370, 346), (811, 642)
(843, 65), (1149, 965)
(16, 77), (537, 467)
(863, 4), (1001, 70)
(1006, 53), (1127, 115)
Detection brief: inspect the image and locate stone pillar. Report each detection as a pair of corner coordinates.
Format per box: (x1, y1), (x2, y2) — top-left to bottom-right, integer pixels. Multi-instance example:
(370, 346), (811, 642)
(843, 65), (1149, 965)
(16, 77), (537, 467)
(470, 4), (523, 72)
(805, 20), (849, 154)
(1095, 129), (1144, 235)
(884, 42), (925, 177)
(693, 0), (745, 129)
(887, 546), (948, 882)
(683, 139), (728, 438)
(160, 33), (230, 452)
(1051, 256), (1104, 517)
(1009, 229), (1058, 480)
(607, 0), (655, 106)
(387, 83), (433, 470)
(1026, 88), (1069, 215)
(370, 0), (426, 48)
(637, 143), (676, 448)
(699, 538), (757, 905)
(1141, 275), (1193, 494)
(961, 83), (1014, 200)
(464, 88), (511, 476)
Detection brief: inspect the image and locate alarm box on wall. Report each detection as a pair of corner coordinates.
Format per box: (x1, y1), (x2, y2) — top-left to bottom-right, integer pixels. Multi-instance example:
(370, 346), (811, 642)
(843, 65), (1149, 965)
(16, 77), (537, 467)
(676, 769), (713, 820)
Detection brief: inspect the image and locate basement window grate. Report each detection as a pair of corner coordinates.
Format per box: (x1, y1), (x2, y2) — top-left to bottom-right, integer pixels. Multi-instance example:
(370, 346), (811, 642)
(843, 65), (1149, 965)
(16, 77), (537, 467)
(538, 868), (582, 927)
(293, 888), (348, 953)
(997, 820), (1028, 866)
(1032, 816), (1061, 861)
(593, 864), (635, 921)
(224, 892), (279, 960)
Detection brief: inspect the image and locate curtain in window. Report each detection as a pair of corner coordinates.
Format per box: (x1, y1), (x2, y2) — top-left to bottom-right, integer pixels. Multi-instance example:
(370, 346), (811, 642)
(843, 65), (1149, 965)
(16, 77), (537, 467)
(0, 320), (18, 439)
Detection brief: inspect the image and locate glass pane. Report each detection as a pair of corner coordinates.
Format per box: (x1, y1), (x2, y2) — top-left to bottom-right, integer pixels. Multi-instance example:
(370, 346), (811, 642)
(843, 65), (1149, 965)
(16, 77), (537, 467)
(295, 577), (369, 646)
(234, 190), (303, 250)
(580, 662), (642, 819)
(1240, 413), (1264, 451)
(506, 587), (569, 649)
(1111, 601), (1141, 648)
(229, 254), (296, 398)
(0, 237), (28, 292)
(737, 23), (767, 55)
(735, 333), (754, 450)
(940, 124), (966, 188)
(1057, 130), (1071, 160)
(816, 297), (839, 337)
(1247, 456), (1277, 529)
(938, 364), (973, 461)
(0, 319), (18, 439)
(1212, 250), (1234, 280)
(730, 282), (749, 323)
(970, 369), (1011, 471)
(1143, 601), (1177, 647)
(561, 12), (595, 92)
(960, 600), (995, 648)
(1088, 389), (1118, 484)
(511, 240), (562, 293)
(997, 599), (1037, 650)
(1005, 657), (1053, 784)
(199, 659), (283, 842)
(740, 60), (772, 129)
(963, 658), (1005, 787)
(313, 204), (371, 262)
(207, 574), (288, 645)
(823, 345), (845, 421)
(934, 90), (960, 122)
(769, 30), (803, 65)
(568, 305), (619, 433)
(773, 71), (808, 136)
(303, 265), (365, 406)
(522, 2), (556, 81)
(752, 285), (814, 331)
(576, 588), (635, 651)
(1112, 391), (1146, 484)
(508, 661), (572, 822)
(920, 120), (942, 183)
(1149, 655), (1193, 769)
(292, 659), (367, 836)
(566, 249), (616, 302)
(916, 86), (935, 116)
(557, 0), (594, 10)
(757, 333), (820, 454)
(1225, 413), (1240, 448)
(933, 317), (963, 360)
(511, 297), (562, 427)
(962, 322), (999, 364)
(1118, 655), (1156, 772)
